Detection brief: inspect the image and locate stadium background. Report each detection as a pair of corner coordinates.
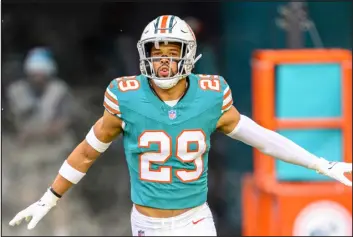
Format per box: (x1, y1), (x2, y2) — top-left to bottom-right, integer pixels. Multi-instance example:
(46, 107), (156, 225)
(1, 1), (352, 236)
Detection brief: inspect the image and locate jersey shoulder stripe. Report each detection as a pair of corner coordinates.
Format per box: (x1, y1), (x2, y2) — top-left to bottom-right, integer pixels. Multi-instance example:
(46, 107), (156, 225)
(103, 79), (121, 117)
(220, 77), (233, 113)
(103, 75), (141, 117)
(222, 85), (233, 113)
(193, 73), (233, 114)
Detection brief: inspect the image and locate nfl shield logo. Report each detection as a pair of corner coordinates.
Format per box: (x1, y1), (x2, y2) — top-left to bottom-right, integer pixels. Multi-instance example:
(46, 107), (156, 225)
(168, 110), (177, 120)
(138, 230), (145, 236)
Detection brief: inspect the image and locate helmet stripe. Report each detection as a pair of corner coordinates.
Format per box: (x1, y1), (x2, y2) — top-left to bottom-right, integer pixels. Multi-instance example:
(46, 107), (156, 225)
(168, 15), (175, 33)
(160, 15), (169, 33)
(154, 16), (161, 34)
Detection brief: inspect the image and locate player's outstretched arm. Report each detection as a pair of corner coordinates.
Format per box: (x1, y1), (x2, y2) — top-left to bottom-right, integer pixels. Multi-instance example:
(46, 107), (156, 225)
(9, 110), (123, 230)
(216, 106), (352, 186)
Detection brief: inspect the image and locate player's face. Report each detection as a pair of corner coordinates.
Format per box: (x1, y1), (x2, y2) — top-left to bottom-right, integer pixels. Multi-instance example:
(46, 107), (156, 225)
(151, 43), (181, 78)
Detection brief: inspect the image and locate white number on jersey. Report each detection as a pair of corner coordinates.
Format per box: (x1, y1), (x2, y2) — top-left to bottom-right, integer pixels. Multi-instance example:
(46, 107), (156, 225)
(117, 76), (140, 92)
(198, 74), (221, 92)
(138, 130), (207, 183)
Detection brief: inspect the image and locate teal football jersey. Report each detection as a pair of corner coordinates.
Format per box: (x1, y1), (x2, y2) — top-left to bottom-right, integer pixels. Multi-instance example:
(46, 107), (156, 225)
(103, 73), (233, 209)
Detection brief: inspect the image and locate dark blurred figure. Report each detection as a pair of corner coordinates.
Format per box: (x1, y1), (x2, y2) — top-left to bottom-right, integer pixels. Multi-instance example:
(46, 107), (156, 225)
(3, 47), (91, 236)
(7, 48), (76, 144)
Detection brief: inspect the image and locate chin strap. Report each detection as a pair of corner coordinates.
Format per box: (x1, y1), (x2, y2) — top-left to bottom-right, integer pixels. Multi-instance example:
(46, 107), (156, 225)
(194, 54), (202, 64)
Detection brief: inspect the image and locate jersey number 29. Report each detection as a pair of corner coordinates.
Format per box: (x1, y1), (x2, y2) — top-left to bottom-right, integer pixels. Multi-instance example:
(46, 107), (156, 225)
(139, 130), (206, 183)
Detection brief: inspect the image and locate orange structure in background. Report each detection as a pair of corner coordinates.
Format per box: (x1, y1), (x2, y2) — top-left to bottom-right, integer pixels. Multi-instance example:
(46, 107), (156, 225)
(242, 49), (352, 236)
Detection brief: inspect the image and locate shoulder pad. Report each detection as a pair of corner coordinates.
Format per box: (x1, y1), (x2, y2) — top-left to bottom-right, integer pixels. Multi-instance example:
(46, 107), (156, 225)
(195, 74), (233, 113)
(103, 76), (140, 117)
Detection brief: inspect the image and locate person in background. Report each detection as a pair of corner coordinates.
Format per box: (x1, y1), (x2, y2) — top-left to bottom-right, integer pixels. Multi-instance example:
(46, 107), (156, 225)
(7, 47), (76, 144)
(4, 47), (86, 235)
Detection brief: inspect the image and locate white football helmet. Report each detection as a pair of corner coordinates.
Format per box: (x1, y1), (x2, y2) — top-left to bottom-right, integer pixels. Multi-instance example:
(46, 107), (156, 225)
(137, 15), (202, 89)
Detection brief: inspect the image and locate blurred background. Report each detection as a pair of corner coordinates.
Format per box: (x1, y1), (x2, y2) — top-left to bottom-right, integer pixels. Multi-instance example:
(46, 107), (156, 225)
(1, 1), (352, 236)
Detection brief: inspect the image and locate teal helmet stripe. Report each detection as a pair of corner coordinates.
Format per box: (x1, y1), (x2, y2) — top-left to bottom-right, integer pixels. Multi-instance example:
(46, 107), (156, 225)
(154, 16), (161, 34)
(168, 15), (175, 33)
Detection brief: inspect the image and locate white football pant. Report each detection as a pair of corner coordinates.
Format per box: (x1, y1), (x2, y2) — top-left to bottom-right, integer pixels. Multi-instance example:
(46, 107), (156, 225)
(131, 202), (217, 236)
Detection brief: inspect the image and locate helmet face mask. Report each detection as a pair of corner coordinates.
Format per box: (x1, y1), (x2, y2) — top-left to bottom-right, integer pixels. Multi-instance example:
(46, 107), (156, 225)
(137, 16), (201, 89)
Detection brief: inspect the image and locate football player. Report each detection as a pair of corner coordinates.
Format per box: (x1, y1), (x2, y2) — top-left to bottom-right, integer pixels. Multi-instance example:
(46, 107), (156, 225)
(10, 15), (352, 236)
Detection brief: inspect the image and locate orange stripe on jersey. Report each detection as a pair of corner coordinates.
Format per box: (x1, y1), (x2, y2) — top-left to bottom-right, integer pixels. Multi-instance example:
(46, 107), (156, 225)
(223, 89), (231, 100)
(104, 101), (121, 115)
(105, 91), (118, 105)
(222, 99), (233, 110)
(160, 15), (169, 33)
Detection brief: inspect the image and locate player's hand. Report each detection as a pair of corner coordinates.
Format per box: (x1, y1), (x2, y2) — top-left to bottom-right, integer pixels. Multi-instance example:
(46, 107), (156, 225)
(9, 189), (59, 230)
(315, 158), (352, 186)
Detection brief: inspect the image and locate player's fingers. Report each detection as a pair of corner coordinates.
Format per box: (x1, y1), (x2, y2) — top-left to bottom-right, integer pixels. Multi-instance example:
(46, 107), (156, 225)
(27, 213), (45, 230)
(339, 175), (352, 187)
(9, 211), (27, 226)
